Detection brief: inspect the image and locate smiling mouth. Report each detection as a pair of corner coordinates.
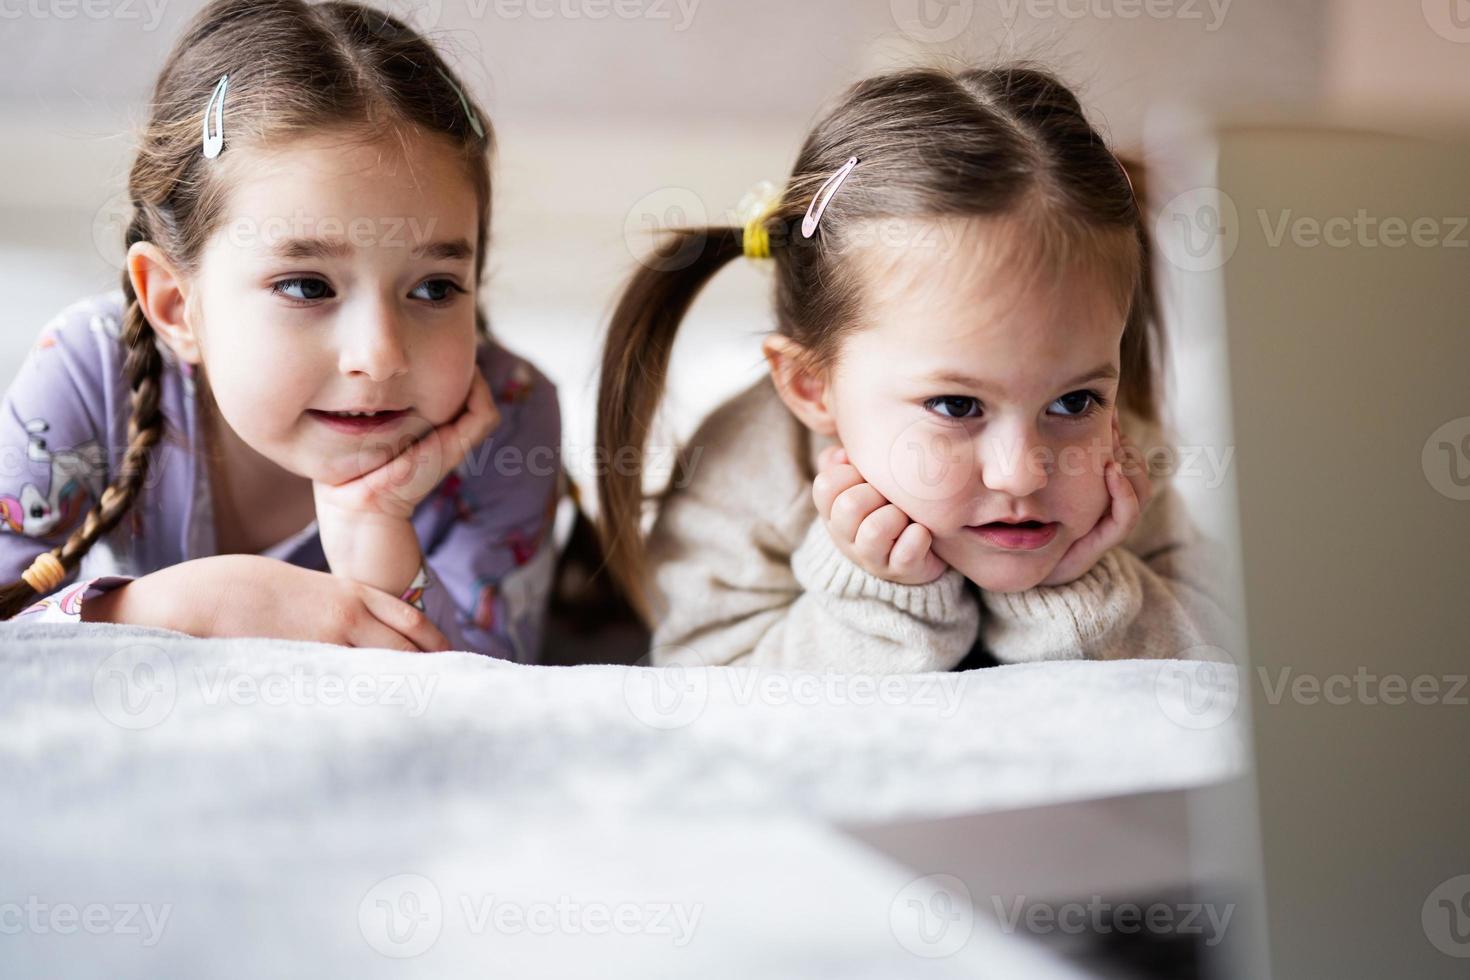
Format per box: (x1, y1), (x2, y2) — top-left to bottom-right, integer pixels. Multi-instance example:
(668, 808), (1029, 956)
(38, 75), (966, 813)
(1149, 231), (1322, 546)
(306, 408), (409, 431)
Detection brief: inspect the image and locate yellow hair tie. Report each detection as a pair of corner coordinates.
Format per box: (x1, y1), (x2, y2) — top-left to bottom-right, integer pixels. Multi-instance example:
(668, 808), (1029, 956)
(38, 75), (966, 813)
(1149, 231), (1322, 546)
(743, 213), (772, 260)
(21, 551), (65, 594)
(737, 180), (780, 261)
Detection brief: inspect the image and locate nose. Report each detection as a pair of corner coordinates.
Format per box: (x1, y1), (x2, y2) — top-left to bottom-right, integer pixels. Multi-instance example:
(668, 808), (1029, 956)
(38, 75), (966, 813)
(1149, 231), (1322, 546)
(977, 420), (1049, 498)
(337, 300), (410, 382)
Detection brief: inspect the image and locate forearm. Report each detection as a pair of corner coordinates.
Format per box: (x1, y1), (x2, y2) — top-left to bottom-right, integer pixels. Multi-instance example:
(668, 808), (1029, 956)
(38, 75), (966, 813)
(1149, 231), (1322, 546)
(314, 507), (422, 598)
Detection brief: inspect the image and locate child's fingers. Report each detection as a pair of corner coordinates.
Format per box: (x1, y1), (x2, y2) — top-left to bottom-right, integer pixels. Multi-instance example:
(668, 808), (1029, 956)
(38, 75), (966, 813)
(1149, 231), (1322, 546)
(1040, 463), (1137, 587)
(1124, 464), (1153, 513)
(346, 619), (421, 653)
(827, 482), (888, 542)
(403, 375), (499, 491)
(1097, 461), (1141, 548)
(889, 521), (936, 577)
(436, 373), (499, 475)
(816, 444), (847, 470)
(360, 587), (450, 652)
(455, 372), (499, 443)
(1115, 433), (1153, 511)
(359, 440), (441, 509)
(812, 462), (865, 519)
(852, 503), (909, 566)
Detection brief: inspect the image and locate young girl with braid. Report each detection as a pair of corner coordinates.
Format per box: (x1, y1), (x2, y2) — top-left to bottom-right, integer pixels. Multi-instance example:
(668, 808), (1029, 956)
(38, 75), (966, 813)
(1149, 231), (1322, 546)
(596, 65), (1229, 672)
(0, 0), (561, 659)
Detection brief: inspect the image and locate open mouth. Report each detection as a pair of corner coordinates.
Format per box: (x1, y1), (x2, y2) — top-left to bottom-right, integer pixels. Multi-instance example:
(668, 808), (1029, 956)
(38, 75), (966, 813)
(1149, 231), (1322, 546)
(306, 408), (409, 433)
(968, 519), (1060, 551)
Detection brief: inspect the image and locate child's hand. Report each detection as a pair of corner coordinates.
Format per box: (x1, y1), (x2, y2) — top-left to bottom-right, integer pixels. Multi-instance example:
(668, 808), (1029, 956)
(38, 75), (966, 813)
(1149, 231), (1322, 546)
(313, 373), (498, 597)
(314, 372), (499, 522)
(82, 555), (450, 652)
(1039, 412), (1153, 587)
(812, 445), (948, 586)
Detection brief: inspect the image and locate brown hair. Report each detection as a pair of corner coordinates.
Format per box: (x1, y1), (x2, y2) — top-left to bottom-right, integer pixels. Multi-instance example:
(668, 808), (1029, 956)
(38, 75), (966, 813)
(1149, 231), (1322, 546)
(0, 0), (494, 618)
(596, 64), (1163, 619)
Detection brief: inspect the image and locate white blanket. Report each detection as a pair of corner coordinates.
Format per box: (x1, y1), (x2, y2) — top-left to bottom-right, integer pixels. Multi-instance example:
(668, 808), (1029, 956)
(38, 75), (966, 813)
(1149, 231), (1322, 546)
(0, 623), (1243, 977)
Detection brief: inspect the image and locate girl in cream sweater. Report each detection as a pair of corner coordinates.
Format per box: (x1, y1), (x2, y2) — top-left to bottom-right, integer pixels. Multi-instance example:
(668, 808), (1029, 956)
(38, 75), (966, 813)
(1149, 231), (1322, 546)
(595, 65), (1228, 673)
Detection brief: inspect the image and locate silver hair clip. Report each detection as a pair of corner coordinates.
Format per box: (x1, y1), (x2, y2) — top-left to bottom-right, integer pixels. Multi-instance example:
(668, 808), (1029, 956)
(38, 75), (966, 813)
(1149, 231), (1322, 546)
(202, 74), (228, 159)
(435, 67), (486, 140)
(801, 156), (858, 238)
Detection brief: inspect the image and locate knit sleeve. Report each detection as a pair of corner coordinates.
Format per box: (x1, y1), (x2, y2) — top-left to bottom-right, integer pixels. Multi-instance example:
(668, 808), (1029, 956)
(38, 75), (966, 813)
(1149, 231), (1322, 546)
(978, 484), (1231, 663)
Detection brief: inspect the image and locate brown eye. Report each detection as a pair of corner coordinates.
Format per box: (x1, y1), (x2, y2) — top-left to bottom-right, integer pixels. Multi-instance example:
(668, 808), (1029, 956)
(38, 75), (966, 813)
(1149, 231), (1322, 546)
(1050, 390), (1100, 417)
(272, 277), (333, 302)
(410, 279), (465, 305)
(925, 396), (980, 419)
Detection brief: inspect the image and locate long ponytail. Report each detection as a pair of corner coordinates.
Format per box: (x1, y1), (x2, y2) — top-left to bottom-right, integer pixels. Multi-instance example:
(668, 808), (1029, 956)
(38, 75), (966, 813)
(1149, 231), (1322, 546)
(595, 225), (744, 620)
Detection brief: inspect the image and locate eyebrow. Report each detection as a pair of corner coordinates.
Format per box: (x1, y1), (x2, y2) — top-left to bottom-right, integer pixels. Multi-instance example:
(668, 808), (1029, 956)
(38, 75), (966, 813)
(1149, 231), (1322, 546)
(266, 237), (475, 262)
(413, 238), (476, 262)
(923, 363), (1120, 392)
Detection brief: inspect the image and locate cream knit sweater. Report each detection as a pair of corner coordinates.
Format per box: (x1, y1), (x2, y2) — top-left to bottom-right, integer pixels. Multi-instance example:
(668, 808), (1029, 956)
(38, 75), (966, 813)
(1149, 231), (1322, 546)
(646, 377), (1230, 673)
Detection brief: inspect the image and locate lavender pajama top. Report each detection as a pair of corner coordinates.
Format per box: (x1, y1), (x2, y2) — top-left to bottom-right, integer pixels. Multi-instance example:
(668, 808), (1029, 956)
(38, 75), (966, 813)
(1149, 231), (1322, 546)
(0, 291), (562, 661)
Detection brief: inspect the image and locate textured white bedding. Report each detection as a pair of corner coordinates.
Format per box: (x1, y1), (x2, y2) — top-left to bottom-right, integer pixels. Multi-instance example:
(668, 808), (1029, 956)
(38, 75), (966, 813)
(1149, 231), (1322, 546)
(0, 622), (1243, 977)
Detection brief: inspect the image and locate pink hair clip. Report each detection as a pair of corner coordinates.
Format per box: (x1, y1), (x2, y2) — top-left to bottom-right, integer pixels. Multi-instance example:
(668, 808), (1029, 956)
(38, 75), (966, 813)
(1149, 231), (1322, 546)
(1113, 152), (1137, 208)
(202, 74), (228, 159)
(801, 156), (858, 238)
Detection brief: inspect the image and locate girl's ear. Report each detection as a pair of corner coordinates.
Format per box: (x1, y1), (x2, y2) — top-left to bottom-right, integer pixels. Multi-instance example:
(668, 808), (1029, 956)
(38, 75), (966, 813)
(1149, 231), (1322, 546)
(762, 334), (837, 437)
(127, 241), (202, 364)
